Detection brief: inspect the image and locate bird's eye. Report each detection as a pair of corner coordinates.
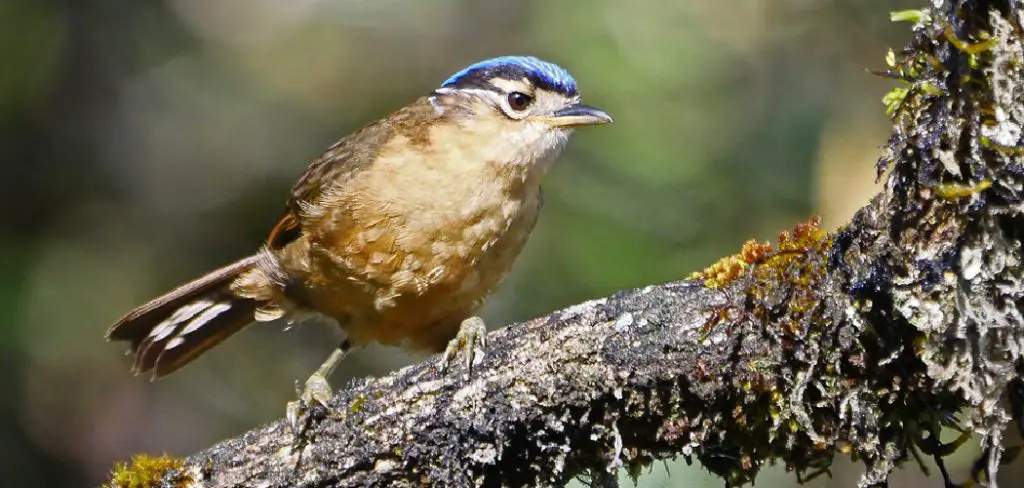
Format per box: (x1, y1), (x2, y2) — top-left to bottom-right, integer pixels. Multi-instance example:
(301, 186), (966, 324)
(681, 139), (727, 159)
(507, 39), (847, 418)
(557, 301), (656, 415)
(506, 92), (533, 111)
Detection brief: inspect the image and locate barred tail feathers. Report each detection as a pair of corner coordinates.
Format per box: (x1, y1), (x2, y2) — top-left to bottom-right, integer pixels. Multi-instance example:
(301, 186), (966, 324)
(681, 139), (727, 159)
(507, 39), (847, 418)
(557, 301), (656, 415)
(106, 255), (263, 378)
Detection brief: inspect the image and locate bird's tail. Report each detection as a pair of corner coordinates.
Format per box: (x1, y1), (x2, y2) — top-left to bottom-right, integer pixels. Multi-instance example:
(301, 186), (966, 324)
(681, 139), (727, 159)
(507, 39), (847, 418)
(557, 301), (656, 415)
(106, 255), (262, 378)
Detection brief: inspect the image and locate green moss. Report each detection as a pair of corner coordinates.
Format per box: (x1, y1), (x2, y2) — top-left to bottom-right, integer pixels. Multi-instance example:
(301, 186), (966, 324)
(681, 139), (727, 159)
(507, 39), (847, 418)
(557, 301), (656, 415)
(890, 9), (928, 24)
(688, 217), (844, 483)
(687, 239), (772, 289)
(883, 86), (910, 116)
(104, 454), (186, 488)
(981, 135), (1024, 155)
(690, 217), (831, 291)
(943, 24), (997, 55)
(933, 179), (992, 199)
(692, 218), (834, 358)
(350, 393), (367, 414)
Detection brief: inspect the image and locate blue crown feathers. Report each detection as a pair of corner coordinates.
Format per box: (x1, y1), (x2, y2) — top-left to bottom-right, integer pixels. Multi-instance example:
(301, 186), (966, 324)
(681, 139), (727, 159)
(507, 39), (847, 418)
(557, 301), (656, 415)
(441, 56), (578, 96)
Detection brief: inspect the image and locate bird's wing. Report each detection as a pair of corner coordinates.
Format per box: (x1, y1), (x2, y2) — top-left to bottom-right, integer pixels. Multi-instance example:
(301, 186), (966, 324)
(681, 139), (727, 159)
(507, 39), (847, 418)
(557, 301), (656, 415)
(265, 98), (438, 249)
(265, 146), (372, 249)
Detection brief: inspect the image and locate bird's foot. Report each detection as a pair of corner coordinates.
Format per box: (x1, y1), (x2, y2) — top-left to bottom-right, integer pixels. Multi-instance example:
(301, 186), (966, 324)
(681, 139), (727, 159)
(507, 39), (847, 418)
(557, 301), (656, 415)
(285, 341), (353, 440)
(439, 316), (487, 379)
(286, 372), (333, 439)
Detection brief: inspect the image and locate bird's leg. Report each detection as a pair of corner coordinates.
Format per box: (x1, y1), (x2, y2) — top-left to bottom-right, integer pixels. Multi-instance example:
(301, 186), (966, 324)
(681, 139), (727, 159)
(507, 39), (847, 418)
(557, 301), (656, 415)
(286, 338), (356, 437)
(439, 316), (488, 378)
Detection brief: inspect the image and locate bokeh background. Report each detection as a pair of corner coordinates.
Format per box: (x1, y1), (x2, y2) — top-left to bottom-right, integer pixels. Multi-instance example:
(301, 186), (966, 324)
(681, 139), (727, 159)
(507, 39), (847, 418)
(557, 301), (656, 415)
(2, 0), (1015, 486)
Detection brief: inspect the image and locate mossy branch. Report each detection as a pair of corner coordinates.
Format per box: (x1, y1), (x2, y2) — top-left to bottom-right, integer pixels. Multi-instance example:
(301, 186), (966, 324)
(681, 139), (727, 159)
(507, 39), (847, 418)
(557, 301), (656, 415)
(108, 0), (1024, 486)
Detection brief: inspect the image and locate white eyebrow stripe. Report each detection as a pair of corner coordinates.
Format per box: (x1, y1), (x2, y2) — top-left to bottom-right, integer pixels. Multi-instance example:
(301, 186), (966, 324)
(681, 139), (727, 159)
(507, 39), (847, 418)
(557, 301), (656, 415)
(488, 77), (533, 94)
(450, 88), (497, 97)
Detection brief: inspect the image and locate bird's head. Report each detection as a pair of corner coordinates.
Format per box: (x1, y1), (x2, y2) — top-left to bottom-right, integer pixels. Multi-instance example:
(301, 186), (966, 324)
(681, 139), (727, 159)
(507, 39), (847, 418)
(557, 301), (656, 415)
(429, 56), (612, 174)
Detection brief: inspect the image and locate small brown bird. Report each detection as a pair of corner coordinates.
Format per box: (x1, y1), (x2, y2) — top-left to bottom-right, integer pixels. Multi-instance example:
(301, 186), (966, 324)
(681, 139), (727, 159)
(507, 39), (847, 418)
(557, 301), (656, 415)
(106, 56), (612, 433)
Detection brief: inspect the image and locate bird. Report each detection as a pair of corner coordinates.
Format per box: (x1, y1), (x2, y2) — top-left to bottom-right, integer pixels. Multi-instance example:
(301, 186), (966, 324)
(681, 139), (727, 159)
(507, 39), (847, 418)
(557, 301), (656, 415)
(105, 55), (613, 434)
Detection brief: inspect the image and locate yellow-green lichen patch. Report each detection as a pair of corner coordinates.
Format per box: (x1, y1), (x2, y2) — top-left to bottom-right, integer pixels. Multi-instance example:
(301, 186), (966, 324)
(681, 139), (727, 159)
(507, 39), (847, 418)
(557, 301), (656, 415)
(688, 239), (772, 288)
(350, 393), (367, 414)
(689, 216), (831, 293)
(981, 135), (1024, 155)
(943, 24), (998, 55)
(688, 217), (841, 483)
(751, 218), (833, 336)
(105, 453), (186, 488)
(932, 179), (992, 200)
(890, 9), (929, 24)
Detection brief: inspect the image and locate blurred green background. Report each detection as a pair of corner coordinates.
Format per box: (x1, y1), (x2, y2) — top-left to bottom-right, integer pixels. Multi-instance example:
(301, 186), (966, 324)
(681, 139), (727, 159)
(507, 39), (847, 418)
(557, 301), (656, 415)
(2, 0), (1014, 486)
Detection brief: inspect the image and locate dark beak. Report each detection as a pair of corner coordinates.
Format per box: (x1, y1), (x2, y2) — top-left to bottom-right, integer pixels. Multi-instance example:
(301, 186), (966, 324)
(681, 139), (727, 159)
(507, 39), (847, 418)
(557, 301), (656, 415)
(544, 103), (614, 127)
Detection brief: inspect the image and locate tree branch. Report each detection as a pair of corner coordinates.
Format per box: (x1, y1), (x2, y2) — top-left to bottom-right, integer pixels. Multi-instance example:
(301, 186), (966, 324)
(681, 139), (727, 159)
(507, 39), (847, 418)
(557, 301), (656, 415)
(112, 0), (1024, 486)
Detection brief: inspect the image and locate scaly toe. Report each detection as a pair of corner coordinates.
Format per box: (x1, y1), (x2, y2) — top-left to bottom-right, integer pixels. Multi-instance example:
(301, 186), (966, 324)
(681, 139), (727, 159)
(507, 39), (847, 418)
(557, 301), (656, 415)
(286, 399), (304, 437)
(302, 374), (334, 406)
(286, 373), (335, 438)
(440, 317), (488, 378)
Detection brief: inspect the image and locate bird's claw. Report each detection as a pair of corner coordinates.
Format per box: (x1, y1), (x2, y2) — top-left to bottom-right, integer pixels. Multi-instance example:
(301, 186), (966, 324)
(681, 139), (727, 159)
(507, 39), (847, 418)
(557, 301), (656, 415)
(439, 316), (487, 379)
(286, 372), (333, 439)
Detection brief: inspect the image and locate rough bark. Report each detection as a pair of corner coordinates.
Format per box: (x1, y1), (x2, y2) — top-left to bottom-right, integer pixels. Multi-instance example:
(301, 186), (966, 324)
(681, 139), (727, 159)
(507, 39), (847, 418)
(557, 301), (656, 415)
(124, 0), (1024, 486)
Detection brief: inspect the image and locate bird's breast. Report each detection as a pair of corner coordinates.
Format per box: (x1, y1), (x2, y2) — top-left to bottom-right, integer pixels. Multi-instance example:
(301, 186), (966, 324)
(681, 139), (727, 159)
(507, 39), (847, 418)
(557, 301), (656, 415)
(291, 126), (545, 348)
